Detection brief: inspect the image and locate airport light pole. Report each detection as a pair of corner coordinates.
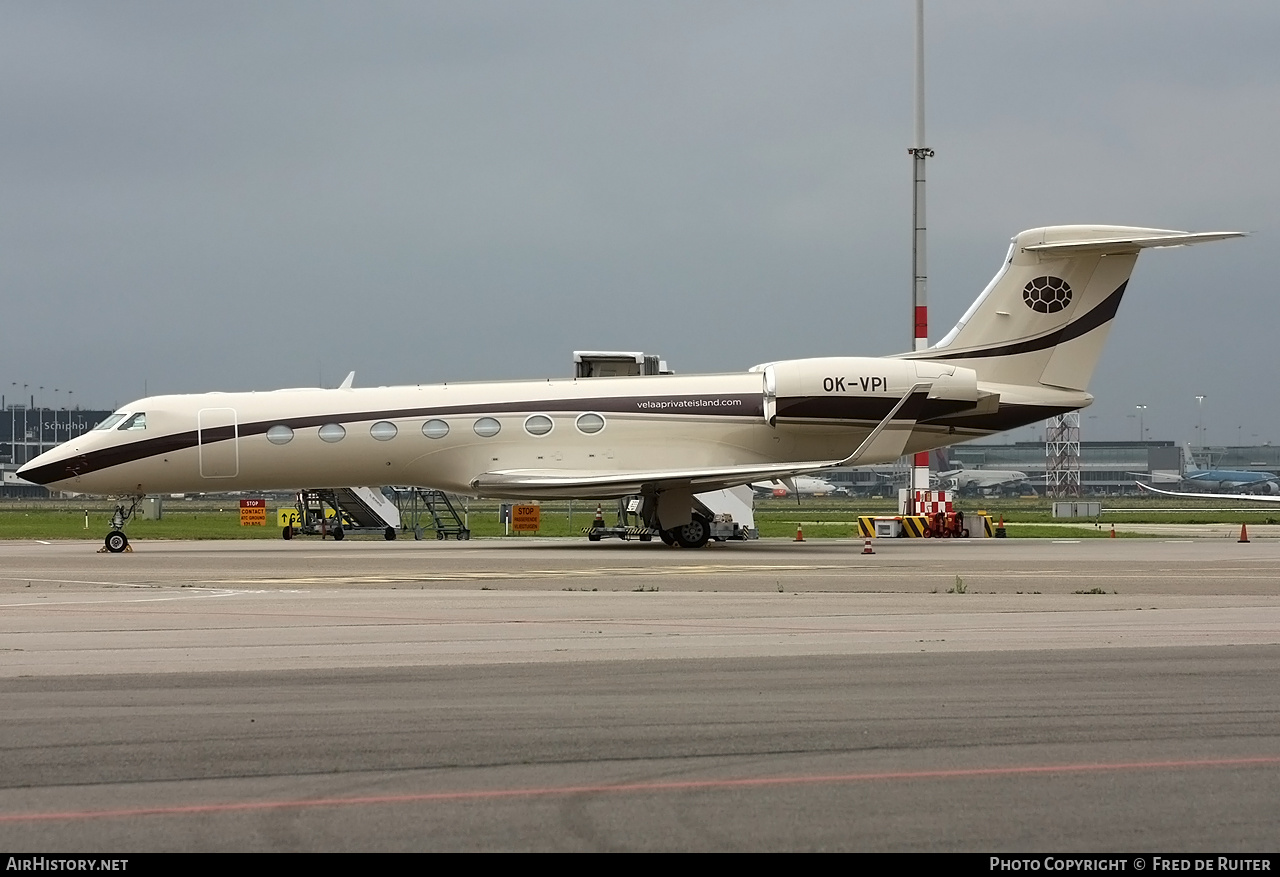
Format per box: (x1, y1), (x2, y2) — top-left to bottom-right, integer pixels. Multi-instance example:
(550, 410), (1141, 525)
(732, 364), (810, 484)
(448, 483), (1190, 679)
(1135, 405), (1147, 442)
(908, 0), (934, 499)
(1195, 395), (1205, 447)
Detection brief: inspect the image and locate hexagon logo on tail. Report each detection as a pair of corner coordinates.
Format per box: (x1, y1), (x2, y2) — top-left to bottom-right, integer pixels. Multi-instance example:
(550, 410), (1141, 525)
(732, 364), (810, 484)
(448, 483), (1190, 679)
(1022, 276), (1072, 314)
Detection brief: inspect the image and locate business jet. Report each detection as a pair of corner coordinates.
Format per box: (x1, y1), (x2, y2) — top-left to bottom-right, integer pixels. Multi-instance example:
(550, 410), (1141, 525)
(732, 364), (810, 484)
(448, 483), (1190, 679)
(18, 225), (1241, 552)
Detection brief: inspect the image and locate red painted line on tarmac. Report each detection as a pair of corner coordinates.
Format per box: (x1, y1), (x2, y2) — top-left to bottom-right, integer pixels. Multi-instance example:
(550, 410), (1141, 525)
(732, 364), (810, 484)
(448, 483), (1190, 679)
(3, 756), (1278, 824)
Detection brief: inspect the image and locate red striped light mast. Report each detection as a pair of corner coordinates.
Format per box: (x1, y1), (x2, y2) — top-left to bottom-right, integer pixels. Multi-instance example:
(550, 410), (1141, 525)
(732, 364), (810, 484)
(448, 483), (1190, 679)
(908, 0), (934, 504)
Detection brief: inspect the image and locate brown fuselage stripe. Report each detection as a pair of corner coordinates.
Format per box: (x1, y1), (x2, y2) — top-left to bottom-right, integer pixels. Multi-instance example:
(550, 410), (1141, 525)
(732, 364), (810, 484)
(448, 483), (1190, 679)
(909, 281), (1127, 362)
(19, 390), (1073, 485)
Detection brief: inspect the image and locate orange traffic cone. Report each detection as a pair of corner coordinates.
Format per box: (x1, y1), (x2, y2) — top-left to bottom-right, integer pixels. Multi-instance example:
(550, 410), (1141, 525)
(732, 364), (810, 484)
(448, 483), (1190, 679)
(593, 504), (604, 527)
(1239, 523), (1250, 543)
(795, 524), (805, 542)
(861, 537), (875, 555)
(1110, 524), (1116, 538)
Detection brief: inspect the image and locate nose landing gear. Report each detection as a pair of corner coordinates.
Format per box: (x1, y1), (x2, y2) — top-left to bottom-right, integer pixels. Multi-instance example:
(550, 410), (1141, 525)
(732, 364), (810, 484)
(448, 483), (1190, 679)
(100, 495), (143, 553)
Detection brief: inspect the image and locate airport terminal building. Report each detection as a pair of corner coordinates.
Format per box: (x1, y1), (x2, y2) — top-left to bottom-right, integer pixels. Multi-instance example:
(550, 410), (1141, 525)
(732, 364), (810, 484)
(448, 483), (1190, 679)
(1, 406), (112, 497)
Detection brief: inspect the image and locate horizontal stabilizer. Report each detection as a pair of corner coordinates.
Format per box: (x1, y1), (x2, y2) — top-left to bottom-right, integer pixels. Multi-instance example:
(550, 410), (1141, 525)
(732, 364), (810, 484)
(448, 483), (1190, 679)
(1022, 230), (1244, 255)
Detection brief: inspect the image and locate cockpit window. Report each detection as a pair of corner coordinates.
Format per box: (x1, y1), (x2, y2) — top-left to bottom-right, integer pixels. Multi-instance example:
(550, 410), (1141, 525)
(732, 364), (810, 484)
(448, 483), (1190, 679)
(93, 413), (127, 430)
(118, 413), (147, 431)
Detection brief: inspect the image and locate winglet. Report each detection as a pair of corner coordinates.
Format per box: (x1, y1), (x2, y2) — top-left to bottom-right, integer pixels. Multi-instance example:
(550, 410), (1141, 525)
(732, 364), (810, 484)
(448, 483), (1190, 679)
(338, 371), (356, 390)
(1136, 481), (1280, 503)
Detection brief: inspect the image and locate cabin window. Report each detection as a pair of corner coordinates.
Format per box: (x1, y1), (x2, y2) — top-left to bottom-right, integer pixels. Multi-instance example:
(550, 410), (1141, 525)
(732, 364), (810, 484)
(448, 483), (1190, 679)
(422, 419), (450, 439)
(370, 421), (398, 441)
(318, 423), (346, 443)
(266, 425), (294, 445)
(118, 413), (147, 431)
(93, 413), (126, 430)
(473, 417), (501, 438)
(575, 412), (605, 435)
(524, 414), (553, 436)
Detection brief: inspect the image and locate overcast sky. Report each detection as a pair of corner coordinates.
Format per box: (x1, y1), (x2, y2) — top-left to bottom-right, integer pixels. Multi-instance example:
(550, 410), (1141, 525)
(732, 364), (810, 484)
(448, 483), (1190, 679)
(2, 1), (1276, 446)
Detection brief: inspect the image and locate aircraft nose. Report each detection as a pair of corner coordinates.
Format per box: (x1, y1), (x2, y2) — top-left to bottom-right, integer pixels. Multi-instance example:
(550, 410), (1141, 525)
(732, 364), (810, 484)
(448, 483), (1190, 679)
(16, 460), (45, 484)
(16, 453), (72, 486)
(16, 459), (52, 485)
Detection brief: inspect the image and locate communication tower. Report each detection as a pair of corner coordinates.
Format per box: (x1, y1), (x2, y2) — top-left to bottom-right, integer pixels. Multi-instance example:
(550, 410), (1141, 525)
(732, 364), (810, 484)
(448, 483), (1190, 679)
(1045, 412), (1082, 497)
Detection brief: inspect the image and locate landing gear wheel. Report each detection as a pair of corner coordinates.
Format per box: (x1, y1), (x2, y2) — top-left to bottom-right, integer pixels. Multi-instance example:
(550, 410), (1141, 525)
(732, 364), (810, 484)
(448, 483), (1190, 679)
(104, 531), (129, 553)
(332, 527), (345, 541)
(384, 527), (397, 541)
(674, 515), (711, 549)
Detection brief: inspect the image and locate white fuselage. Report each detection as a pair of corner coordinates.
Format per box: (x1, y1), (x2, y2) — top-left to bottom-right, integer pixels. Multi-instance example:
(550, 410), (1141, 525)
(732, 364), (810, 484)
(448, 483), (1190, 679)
(18, 357), (1080, 500)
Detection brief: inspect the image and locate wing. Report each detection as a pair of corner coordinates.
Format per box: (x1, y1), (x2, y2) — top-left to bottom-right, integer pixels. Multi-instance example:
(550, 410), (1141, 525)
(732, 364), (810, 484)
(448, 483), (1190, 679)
(1135, 482), (1280, 503)
(472, 382), (932, 500)
(473, 460), (850, 499)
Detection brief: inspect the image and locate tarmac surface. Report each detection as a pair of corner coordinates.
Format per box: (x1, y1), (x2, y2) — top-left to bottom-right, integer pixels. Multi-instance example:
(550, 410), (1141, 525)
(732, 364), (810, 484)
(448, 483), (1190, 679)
(2, 534), (1279, 852)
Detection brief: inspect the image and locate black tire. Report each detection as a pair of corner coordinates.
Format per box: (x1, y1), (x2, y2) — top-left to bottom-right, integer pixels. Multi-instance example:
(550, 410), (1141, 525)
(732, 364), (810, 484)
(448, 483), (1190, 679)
(639, 534), (652, 542)
(384, 527), (396, 541)
(588, 531), (601, 542)
(437, 530), (446, 540)
(659, 529), (676, 547)
(332, 527), (344, 541)
(456, 529), (468, 541)
(282, 527), (293, 541)
(674, 515), (711, 549)
(105, 531), (128, 553)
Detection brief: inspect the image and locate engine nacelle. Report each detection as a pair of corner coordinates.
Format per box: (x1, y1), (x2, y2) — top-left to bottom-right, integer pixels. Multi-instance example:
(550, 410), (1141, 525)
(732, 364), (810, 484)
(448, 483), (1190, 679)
(757, 357), (980, 424)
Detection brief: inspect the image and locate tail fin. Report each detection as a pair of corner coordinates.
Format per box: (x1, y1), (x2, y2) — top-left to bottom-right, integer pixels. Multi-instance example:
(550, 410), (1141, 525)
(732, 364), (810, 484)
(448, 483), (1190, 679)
(1184, 443), (1202, 474)
(912, 226), (1241, 391)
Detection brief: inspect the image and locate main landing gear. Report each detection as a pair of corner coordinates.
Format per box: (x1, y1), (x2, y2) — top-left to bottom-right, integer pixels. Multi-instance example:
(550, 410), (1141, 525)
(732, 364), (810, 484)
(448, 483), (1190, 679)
(101, 495), (143, 554)
(659, 513), (711, 549)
